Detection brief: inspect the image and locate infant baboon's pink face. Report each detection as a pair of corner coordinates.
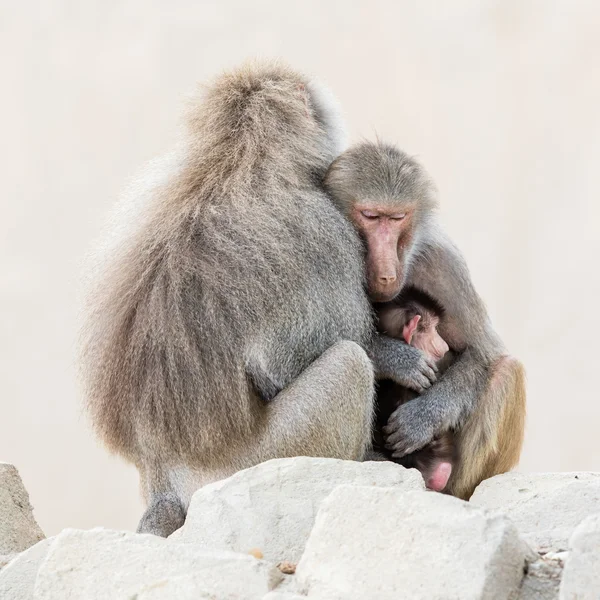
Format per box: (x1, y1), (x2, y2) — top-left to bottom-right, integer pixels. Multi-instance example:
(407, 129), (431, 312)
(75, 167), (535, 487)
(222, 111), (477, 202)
(402, 313), (449, 362)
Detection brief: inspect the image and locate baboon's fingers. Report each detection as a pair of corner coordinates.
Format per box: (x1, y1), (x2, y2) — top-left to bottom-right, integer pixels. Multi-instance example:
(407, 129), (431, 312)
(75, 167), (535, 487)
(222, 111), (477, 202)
(422, 364), (437, 384)
(425, 356), (439, 373)
(402, 368), (434, 392)
(383, 400), (434, 458)
(416, 373), (432, 390)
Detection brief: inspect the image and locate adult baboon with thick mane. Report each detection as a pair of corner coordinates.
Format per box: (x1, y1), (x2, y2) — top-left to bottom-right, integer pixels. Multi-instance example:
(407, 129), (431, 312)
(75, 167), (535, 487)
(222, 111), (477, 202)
(80, 62), (392, 537)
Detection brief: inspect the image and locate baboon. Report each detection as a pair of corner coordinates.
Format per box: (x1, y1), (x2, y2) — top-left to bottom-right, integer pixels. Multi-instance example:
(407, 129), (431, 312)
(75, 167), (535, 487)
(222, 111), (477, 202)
(374, 286), (456, 492)
(80, 63), (431, 536)
(324, 142), (526, 499)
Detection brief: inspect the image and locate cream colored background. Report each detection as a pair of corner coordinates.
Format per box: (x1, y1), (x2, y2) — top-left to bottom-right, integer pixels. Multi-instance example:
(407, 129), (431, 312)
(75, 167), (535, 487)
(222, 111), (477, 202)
(1, 1), (599, 536)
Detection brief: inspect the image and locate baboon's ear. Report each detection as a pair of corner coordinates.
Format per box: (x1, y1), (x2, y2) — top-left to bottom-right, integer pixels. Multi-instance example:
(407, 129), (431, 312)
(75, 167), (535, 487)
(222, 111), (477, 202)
(402, 314), (421, 345)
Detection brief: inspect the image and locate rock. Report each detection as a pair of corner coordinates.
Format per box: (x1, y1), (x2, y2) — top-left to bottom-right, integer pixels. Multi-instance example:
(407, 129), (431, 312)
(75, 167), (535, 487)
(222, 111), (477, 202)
(0, 538), (53, 600)
(0, 464), (45, 554)
(0, 554), (17, 570)
(471, 472), (600, 552)
(172, 457), (424, 563)
(519, 552), (566, 600)
(135, 573), (264, 599)
(277, 561), (296, 575)
(141, 580), (307, 600)
(33, 528), (282, 600)
(559, 514), (600, 600)
(136, 579), (215, 600)
(296, 486), (529, 600)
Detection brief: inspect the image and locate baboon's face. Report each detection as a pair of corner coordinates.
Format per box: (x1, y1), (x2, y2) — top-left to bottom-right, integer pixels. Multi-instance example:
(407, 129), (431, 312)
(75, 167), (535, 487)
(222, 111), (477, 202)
(403, 312), (449, 362)
(350, 204), (413, 302)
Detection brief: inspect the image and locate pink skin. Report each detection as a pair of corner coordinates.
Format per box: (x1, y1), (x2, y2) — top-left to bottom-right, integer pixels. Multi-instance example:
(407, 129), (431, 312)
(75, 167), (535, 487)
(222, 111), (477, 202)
(427, 462), (453, 492)
(402, 315), (449, 362)
(351, 205), (410, 302)
(403, 314), (452, 492)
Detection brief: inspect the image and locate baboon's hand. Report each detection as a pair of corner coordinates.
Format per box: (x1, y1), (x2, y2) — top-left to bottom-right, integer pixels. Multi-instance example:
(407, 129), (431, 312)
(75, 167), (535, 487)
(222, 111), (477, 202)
(391, 344), (438, 393)
(372, 336), (437, 393)
(383, 397), (436, 458)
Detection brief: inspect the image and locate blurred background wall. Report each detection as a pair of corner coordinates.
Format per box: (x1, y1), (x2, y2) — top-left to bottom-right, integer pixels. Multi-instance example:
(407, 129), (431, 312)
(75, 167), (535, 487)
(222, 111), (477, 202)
(1, 0), (599, 535)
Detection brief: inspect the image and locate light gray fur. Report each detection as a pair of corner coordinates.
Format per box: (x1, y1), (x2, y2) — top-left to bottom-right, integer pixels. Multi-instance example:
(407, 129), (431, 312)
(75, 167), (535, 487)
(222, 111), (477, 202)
(79, 61), (375, 536)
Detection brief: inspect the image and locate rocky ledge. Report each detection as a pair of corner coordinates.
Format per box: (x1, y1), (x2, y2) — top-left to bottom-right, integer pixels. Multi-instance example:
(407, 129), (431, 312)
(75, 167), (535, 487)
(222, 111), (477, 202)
(0, 458), (599, 600)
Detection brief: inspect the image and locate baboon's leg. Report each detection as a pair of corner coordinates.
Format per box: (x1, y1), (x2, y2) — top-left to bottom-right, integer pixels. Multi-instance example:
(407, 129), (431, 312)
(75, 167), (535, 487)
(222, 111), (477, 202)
(137, 340), (375, 536)
(447, 356), (526, 499)
(136, 491), (186, 537)
(255, 340), (375, 462)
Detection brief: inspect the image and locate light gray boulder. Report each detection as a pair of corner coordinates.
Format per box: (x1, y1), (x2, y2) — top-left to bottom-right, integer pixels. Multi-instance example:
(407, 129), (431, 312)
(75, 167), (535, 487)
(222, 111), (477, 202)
(559, 514), (600, 600)
(137, 581), (216, 600)
(33, 528), (282, 600)
(135, 572), (274, 600)
(471, 472), (600, 552)
(519, 552), (566, 600)
(172, 457), (424, 563)
(0, 464), (45, 555)
(296, 486), (529, 600)
(0, 554), (16, 570)
(0, 538), (53, 600)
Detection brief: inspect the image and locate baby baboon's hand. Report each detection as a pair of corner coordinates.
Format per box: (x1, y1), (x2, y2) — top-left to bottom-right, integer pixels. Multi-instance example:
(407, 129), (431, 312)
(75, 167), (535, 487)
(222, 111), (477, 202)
(383, 398), (435, 458)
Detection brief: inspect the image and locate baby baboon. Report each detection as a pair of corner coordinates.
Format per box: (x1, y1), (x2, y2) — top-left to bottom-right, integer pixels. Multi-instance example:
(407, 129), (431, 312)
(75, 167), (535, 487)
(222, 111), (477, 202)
(324, 142), (526, 499)
(374, 286), (456, 492)
(80, 62), (380, 537)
